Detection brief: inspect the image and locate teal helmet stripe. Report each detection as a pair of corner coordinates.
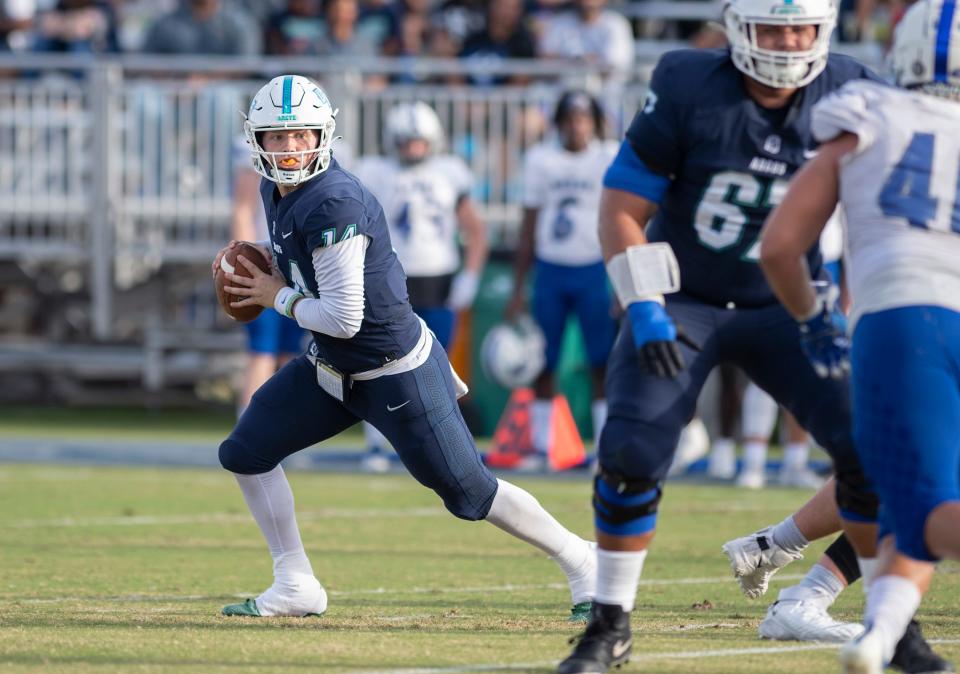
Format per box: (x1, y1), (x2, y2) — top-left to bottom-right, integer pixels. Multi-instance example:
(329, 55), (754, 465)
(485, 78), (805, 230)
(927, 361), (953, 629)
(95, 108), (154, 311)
(281, 76), (293, 115)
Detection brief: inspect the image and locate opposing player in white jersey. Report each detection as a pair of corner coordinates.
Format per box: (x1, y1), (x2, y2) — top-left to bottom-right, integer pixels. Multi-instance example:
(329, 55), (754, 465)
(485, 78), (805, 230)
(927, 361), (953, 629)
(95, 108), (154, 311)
(761, 1), (960, 671)
(353, 102), (488, 471)
(505, 91), (618, 461)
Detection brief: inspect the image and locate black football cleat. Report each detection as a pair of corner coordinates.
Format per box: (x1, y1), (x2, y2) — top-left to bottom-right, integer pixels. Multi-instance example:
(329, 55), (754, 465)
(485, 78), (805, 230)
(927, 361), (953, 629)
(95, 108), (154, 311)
(557, 602), (632, 674)
(890, 620), (955, 674)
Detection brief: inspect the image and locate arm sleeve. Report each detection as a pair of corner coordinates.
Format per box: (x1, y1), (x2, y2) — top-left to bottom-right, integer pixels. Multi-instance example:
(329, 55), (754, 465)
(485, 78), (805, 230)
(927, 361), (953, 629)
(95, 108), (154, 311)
(521, 148), (546, 208)
(291, 234), (369, 339)
(811, 81), (881, 153)
(602, 140), (671, 204)
(623, 55), (686, 177)
(302, 196), (367, 251)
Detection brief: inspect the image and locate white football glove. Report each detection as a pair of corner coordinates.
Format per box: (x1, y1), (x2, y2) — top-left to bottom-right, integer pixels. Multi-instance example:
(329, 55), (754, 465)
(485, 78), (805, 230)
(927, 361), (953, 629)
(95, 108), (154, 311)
(448, 270), (479, 311)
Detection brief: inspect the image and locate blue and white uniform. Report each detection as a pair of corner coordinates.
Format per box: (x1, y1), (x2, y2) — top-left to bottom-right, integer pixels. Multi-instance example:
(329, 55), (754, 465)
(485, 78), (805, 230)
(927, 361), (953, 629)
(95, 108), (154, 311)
(813, 79), (960, 561)
(523, 138), (619, 370)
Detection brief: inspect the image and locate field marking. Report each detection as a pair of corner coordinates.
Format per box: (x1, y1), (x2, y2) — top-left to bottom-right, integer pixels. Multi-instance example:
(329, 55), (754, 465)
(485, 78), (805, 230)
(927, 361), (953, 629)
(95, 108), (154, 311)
(12, 574), (806, 605)
(5, 507), (447, 528)
(357, 640), (960, 674)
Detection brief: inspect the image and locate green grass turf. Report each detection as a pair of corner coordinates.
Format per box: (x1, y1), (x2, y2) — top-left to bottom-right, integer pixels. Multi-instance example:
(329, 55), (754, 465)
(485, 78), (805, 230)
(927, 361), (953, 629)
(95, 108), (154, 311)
(1, 464), (957, 673)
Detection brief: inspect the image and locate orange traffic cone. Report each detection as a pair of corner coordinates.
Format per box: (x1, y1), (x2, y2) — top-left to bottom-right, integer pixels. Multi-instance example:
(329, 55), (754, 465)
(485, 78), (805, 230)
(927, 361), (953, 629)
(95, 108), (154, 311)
(547, 394), (586, 471)
(485, 388), (534, 469)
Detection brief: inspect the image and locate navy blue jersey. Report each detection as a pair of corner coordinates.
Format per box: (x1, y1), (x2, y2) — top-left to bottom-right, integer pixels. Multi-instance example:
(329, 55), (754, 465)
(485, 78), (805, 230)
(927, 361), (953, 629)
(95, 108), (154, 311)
(625, 49), (881, 307)
(260, 159), (421, 372)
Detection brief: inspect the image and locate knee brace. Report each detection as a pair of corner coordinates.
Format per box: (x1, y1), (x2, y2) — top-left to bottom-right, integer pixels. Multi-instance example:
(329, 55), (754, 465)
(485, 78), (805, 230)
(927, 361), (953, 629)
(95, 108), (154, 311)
(218, 437), (277, 475)
(835, 469), (879, 522)
(593, 468), (662, 536)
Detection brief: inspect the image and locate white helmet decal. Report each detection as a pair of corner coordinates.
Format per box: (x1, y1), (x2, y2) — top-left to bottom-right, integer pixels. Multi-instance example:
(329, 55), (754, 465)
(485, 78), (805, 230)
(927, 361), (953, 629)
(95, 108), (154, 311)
(243, 75), (338, 187)
(892, 0), (960, 95)
(723, 0), (837, 89)
(480, 318), (546, 390)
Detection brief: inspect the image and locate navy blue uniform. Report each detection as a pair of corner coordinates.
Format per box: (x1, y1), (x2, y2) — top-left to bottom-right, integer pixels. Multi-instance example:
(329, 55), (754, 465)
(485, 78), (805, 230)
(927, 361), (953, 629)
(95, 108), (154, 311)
(220, 160), (498, 520)
(598, 50), (879, 520)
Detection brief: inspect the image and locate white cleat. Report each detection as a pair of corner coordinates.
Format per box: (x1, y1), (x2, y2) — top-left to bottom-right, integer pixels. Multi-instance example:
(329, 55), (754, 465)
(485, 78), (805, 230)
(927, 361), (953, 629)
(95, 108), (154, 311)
(736, 468), (766, 490)
(256, 575), (329, 616)
(778, 467), (826, 490)
(722, 526), (804, 599)
(759, 599), (864, 643)
(707, 442), (737, 480)
(668, 418), (710, 477)
(839, 629), (885, 674)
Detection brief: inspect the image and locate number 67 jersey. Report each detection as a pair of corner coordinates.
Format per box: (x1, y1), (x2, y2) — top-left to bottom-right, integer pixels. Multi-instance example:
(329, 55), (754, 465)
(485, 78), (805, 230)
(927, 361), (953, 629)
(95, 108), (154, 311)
(627, 48), (878, 306)
(812, 79), (960, 328)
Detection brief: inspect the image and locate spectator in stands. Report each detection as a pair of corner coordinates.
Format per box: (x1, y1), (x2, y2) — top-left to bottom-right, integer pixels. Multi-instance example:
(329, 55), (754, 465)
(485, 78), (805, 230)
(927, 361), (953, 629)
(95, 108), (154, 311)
(1, 0), (36, 52)
(33, 0), (119, 54)
(538, 0), (635, 81)
(265, 0), (325, 56)
(459, 0), (536, 86)
(315, 0), (380, 56)
(141, 0), (261, 56)
(435, 0), (485, 45)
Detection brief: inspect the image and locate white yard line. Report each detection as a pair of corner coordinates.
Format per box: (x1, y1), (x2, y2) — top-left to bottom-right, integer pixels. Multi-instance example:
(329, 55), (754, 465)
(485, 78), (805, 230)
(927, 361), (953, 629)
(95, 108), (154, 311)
(356, 640), (960, 674)
(13, 574), (806, 605)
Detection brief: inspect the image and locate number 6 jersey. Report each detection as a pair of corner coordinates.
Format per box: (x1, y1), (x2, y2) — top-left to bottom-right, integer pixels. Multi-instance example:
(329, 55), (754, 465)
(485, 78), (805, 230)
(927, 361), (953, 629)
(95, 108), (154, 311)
(812, 79), (960, 327)
(522, 138), (619, 266)
(626, 48), (878, 306)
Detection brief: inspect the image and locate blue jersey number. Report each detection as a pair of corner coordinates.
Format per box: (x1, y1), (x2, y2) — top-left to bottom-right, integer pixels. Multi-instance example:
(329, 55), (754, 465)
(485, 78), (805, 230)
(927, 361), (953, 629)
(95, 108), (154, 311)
(552, 196), (577, 241)
(693, 171), (787, 261)
(879, 132), (960, 233)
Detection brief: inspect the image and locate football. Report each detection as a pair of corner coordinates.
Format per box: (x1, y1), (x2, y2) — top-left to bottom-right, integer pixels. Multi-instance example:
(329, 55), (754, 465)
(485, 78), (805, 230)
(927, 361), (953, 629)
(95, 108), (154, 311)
(215, 242), (272, 323)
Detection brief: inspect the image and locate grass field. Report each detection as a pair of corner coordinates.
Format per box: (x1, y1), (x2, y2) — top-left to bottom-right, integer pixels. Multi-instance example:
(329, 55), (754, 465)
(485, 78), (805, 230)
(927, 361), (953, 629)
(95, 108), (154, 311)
(2, 464), (958, 674)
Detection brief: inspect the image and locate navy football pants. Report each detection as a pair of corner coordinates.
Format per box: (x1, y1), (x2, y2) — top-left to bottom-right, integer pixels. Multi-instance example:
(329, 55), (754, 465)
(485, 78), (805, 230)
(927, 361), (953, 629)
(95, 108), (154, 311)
(220, 340), (498, 521)
(600, 292), (862, 485)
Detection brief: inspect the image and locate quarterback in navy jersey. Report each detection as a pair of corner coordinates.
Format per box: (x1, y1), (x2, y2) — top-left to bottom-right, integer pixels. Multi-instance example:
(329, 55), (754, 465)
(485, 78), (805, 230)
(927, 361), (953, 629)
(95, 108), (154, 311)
(557, 1), (898, 671)
(213, 75), (597, 622)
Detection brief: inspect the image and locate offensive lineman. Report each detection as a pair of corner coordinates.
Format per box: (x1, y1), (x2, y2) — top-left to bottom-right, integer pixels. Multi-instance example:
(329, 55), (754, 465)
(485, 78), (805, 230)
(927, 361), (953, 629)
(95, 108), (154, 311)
(558, 1), (888, 671)
(761, 1), (960, 671)
(213, 75), (596, 621)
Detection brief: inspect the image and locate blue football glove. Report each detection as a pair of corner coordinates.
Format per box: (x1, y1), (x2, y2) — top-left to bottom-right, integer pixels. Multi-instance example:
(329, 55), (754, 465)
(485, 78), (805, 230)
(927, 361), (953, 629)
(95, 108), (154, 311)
(798, 288), (850, 379)
(626, 300), (698, 378)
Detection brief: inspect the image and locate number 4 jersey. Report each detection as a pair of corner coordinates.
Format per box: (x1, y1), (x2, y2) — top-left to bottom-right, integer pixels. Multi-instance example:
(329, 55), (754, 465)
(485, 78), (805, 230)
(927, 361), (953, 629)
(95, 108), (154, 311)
(812, 79), (960, 327)
(523, 138), (619, 266)
(626, 48), (878, 306)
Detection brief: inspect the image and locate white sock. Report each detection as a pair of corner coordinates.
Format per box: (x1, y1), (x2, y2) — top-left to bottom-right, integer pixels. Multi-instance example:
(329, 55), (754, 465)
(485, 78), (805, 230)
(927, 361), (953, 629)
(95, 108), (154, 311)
(858, 557), (879, 592)
(782, 441), (810, 473)
(234, 466), (314, 580)
(531, 399), (553, 456)
(485, 479), (594, 603)
(363, 422), (391, 453)
(591, 399), (608, 448)
(778, 563), (844, 607)
(741, 441), (768, 474)
(595, 549), (647, 612)
(770, 515), (809, 555)
(742, 382), (778, 438)
(865, 575), (922, 664)
(711, 437), (735, 457)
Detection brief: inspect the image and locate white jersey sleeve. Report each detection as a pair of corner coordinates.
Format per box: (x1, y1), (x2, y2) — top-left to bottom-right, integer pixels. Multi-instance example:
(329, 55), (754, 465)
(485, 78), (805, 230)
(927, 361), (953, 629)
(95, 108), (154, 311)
(522, 145), (548, 209)
(819, 80), (960, 326)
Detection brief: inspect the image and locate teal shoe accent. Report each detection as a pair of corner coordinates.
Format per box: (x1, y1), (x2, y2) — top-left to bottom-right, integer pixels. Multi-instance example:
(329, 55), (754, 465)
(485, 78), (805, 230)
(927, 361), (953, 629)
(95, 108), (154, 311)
(568, 601), (593, 623)
(222, 598), (261, 617)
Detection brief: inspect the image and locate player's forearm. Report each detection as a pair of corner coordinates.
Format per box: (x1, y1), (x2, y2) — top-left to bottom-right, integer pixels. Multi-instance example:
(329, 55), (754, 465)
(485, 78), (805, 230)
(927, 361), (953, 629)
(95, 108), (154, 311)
(760, 254), (818, 320)
(459, 210), (488, 275)
(598, 187), (655, 263)
(511, 210), (537, 290)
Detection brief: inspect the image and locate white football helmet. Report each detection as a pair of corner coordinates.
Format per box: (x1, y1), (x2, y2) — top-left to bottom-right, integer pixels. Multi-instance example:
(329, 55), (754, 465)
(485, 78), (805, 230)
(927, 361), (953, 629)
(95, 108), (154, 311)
(723, 0), (837, 89)
(384, 102), (444, 163)
(243, 75), (337, 187)
(891, 0), (960, 96)
(481, 317), (546, 390)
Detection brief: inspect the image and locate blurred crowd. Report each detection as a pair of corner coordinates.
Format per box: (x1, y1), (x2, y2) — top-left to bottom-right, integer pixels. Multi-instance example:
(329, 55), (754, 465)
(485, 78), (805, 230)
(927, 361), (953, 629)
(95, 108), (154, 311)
(0, 0), (918, 76)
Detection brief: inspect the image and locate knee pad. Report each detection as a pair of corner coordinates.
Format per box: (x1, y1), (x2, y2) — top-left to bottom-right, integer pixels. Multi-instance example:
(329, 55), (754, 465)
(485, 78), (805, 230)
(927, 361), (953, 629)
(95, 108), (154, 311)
(835, 468), (879, 522)
(593, 468), (662, 536)
(218, 437), (276, 475)
(438, 468), (498, 522)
